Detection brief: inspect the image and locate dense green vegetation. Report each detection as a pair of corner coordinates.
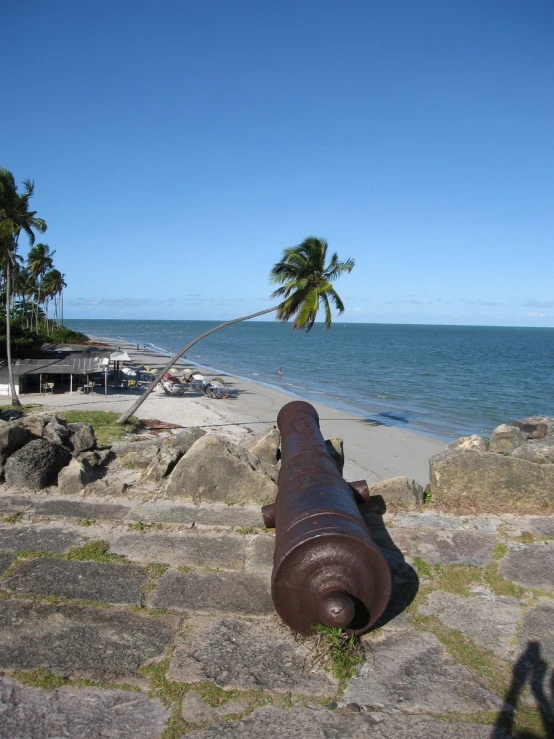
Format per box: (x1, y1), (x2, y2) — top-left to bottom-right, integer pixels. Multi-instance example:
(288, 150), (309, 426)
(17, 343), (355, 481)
(59, 410), (139, 445)
(0, 167), (88, 403)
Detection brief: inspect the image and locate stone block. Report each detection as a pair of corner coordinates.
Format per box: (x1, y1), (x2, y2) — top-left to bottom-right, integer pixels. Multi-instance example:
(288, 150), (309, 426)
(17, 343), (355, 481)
(149, 571), (273, 615)
(499, 542), (554, 592)
(512, 441), (554, 464)
(246, 425), (280, 469)
(141, 428), (206, 482)
(169, 618), (337, 695)
(448, 435), (488, 452)
(245, 534), (275, 573)
(126, 502), (197, 525)
(185, 704), (506, 738)
(35, 499), (131, 520)
(0, 525), (87, 554)
(0, 677), (170, 739)
(418, 591), (522, 658)
(0, 600), (175, 680)
(57, 459), (95, 495)
(411, 530), (497, 567)
(344, 629), (502, 713)
(0, 424), (33, 465)
(111, 533), (246, 570)
(0, 553), (15, 575)
(67, 422), (97, 452)
(3, 558), (148, 604)
(194, 504), (264, 529)
(518, 602), (554, 664)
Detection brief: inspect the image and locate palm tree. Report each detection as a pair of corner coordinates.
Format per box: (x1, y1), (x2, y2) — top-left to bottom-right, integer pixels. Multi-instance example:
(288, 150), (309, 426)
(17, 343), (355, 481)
(0, 168), (47, 405)
(27, 242), (55, 332)
(42, 268), (66, 331)
(117, 237), (354, 424)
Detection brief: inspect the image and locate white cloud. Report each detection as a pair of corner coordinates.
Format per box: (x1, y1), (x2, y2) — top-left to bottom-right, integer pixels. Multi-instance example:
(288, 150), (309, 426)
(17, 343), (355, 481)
(526, 311), (544, 318)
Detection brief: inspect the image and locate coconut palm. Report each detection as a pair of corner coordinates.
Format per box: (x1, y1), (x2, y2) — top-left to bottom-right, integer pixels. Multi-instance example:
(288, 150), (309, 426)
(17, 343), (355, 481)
(117, 237), (354, 424)
(42, 268), (66, 331)
(0, 168), (47, 405)
(27, 242), (55, 332)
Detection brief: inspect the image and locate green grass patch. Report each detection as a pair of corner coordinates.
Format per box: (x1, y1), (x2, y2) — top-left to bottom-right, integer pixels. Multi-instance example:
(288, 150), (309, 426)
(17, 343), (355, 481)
(65, 540), (127, 564)
(3, 511), (23, 524)
(12, 668), (68, 689)
(146, 563), (169, 578)
(129, 521), (164, 533)
(492, 542), (509, 560)
(59, 410), (139, 446)
(77, 516), (95, 527)
(312, 625), (364, 683)
(235, 527), (255, 536)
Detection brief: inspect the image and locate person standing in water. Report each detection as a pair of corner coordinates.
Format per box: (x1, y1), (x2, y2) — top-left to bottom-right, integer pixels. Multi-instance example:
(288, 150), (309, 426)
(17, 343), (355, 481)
(277, 367), (283, 376)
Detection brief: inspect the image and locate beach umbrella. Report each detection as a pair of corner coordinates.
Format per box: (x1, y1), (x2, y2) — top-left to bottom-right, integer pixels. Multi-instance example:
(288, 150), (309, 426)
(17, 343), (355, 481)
(182, 368), (193, 376)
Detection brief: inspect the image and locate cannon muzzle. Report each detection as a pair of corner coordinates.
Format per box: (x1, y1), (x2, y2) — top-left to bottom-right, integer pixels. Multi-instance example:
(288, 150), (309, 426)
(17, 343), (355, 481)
(269, 400), (392, 635)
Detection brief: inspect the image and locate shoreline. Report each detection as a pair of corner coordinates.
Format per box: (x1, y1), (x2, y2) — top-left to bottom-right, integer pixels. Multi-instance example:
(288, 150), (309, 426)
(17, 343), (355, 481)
(28, 337), (446, 486)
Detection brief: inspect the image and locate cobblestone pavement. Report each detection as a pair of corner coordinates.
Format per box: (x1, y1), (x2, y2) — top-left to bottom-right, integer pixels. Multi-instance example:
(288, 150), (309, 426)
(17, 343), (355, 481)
(0, 487), (552, 738)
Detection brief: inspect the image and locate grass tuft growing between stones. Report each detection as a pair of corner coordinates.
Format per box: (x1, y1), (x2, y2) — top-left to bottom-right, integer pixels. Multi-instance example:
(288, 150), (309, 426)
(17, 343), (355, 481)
(312, 625), (364, 683)
(65, 540), (127, 564)
(412, 557), (529, 600)
(12, 668), (68, 690)
(492, 542), (509, 560)
(235, 527), (255, 536)
(3, 511), (24, 524)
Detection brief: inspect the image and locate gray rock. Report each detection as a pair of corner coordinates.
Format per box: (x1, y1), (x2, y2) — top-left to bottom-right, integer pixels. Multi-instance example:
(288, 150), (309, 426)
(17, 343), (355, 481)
(528, 516), (554, 537)
(244, 534), (275, 573)
(499, 542), (554, 592)
(0, 677), (170, 739)
(168, 618), (337, 695)
(325, 437), (344, 474)
(149, 570), (273, 615)
(86, 476), (129, 496)
(489, 424), (524, 453)
(111, 533), (246, 570)
(112, 439), (162, 469)
(67, 422), (97, 452)
(141, 427), (206, 482)
(4, 439), (72, 491)
(0, 600), (175, 679)
(164, 435), (277, 505)
(0, 553), (15, 575)
(57, 458), (96, 494)
(246, 425), (280, 469)
(344, 630), (502, 713)
(181, 691), (218, 723)
(126, 502), (197, 525)
(418, 592), (522, 658)
(35, 499), (131, 520)
(0, 525), (87, 553)
(77, 448), (113, 468)
(185, 704), (507, 738)
(429, 448), (554, 509)
(411, 529), (497, 566)
(512, 440), (554, 464)
(3, 558), (148, 604)
(0, 495), (32, 514)
(518, 602), (554, 664)
(0, 424), (33, 466)
(43, 420), (71, 448)
(366, 476), (424, 507)
(448, 435), (489, 452)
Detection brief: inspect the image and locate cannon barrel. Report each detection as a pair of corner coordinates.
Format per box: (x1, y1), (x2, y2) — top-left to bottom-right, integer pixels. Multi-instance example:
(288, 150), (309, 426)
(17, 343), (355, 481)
(269, 400), (392, 635)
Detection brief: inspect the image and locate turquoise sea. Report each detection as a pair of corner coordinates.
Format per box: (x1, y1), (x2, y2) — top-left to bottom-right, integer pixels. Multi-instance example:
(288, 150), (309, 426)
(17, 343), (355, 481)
(65, 320), (553, 441)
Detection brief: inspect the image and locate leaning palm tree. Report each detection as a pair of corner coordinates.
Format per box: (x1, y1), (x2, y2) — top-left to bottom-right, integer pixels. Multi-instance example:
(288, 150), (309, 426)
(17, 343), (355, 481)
(117, 237), (354, 424)
(0, 168), (47, 405)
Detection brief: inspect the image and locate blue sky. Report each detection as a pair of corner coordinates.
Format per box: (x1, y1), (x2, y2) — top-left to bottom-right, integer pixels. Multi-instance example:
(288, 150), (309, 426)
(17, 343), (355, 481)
(3, 0), (553, 326)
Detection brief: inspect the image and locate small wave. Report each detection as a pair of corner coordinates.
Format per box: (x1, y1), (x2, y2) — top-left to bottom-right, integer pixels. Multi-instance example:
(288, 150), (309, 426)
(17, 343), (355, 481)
(377, 394), (387, 398)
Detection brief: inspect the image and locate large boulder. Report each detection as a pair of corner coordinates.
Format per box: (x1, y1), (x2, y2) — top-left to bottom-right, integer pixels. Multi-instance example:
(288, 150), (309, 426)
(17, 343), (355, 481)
(57, 458), (96, 495)
(366, 476), (424, 508)
(4, 439), (72, 491)
(429, 448), (554, 510)
(512, 441), (554, 465)
(141, 428), (206, 482)
(246, 426), (280, 469)
(489, 424), (523, 453)
(42, 420), (71, 448)
(448, 435), (488, 452)
(0, 425), (33, 466)
(67, 423), (97, 453)
(325, 437), (345, 474)
(111, 439), (162, 469)
(164, 434), (277, 504)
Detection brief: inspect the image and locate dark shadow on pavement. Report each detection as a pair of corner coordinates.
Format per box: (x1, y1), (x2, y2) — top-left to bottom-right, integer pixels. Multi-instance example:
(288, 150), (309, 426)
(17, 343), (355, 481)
(359, 495), (419, 628)
(491, 641), (554, 739)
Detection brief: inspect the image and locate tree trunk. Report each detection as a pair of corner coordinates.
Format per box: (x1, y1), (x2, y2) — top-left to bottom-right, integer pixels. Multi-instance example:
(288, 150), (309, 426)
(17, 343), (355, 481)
(5, 259), (21, 407)
(117, 306), (278, 424)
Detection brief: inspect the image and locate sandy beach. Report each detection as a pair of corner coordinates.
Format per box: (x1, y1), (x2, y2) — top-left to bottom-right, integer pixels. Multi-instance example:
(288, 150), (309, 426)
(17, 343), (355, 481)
(19, 341), (445, 486)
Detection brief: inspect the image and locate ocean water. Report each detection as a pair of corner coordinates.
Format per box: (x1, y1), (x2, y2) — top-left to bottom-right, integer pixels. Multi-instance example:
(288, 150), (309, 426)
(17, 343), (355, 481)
(65, 319), (553, 441)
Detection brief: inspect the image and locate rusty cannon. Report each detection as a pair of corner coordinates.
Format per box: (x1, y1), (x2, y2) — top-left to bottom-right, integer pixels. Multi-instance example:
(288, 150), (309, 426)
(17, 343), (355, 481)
(262, 400), (392, 636)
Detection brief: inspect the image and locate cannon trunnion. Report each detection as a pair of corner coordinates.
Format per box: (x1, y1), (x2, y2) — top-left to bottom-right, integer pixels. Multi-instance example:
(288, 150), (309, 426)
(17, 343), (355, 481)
(264, 400), (392, 636)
